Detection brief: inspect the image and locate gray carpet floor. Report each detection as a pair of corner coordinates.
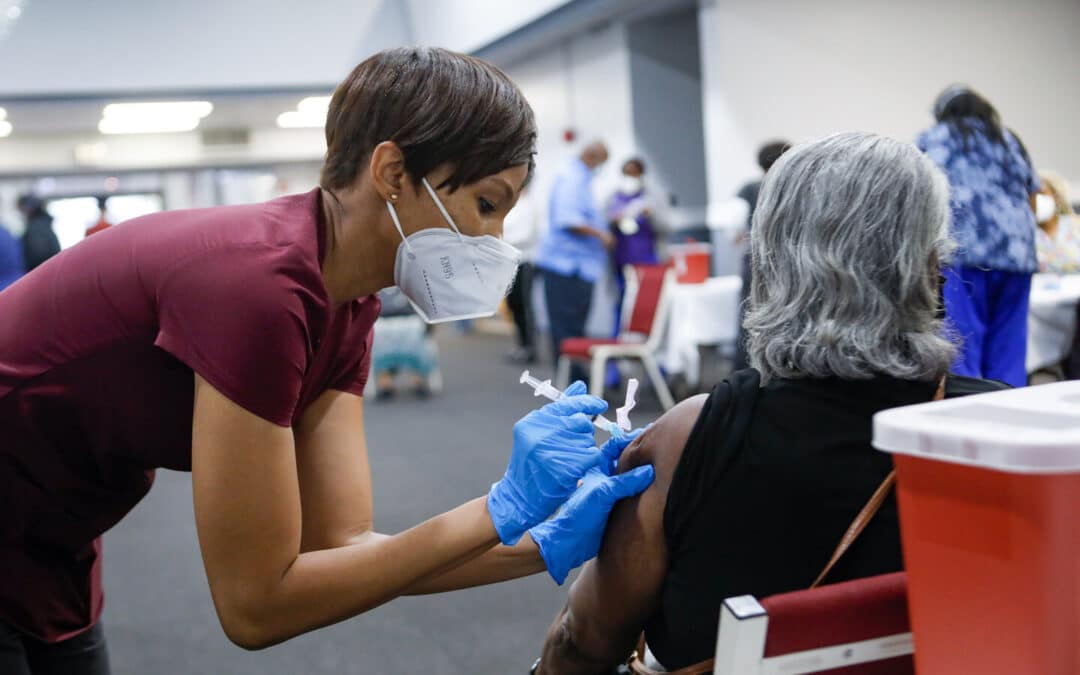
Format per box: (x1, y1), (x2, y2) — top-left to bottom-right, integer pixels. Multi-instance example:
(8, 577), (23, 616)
(101, 329), (671, 674)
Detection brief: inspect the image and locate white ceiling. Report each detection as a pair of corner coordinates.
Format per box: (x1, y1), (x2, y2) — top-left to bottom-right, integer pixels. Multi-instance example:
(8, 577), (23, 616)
(0, 0), (408, 97)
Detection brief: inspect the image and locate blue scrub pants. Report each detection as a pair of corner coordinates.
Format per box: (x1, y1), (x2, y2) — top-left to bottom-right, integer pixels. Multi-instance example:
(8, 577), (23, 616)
(942, 266), (1031, 387)
(542, 268), (594, 384)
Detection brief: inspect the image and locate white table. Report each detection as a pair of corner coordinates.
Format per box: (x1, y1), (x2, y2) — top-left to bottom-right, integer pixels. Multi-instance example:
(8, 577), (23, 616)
(659, 275), (742, 386)
(1026, 274), (1080, 373)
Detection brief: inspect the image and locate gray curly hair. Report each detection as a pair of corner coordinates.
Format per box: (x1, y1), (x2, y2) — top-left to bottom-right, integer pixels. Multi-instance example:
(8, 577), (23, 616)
(744, 131), (956, 383)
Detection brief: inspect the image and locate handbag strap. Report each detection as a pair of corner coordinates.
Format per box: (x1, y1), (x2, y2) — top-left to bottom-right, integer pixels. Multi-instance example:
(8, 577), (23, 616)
(627, 377), (946, 675)
(809, 470), (895, 589)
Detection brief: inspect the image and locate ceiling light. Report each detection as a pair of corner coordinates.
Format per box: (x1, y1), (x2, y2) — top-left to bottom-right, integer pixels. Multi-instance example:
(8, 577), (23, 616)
(102, 101), (213, 119)
(276, 110), (326, 129)
(297, 96), (331, 114)
(0, 119), (10, 138)
(0, 107), (6, 120)
(276, 95), (331, 129)
(6, 4), (20, 19)
(99, 116), (202, 134)
(99, 100), (212, 135)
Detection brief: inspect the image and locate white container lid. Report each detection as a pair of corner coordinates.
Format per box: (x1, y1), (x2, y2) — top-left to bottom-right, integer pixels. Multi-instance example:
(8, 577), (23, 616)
(873, 381), (1080, 474)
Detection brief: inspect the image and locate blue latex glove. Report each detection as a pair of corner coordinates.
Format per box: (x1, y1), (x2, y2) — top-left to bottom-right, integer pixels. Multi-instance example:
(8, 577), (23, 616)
(529, 463), (655, 584)
(488, 381), (610, 545)
(596, 427), (645, 476)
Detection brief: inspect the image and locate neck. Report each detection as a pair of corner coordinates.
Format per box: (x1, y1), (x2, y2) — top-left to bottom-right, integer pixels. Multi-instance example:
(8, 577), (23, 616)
(1041, 215), (1061, 240)
(319, 187), (396, 307)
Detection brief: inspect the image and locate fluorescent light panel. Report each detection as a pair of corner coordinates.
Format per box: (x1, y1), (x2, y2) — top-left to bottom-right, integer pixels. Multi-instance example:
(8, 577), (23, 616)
(277, 95), (330, 129)
(297, 96), (330, 114)
(99, 100), (213, 135)
(276, 110), (325, 129)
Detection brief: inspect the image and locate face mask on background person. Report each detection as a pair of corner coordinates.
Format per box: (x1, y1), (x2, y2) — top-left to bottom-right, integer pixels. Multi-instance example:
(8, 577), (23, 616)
(1035, 193), (1058, 225)
(388, 178), (522, 324)
(618, 175), (643, 195)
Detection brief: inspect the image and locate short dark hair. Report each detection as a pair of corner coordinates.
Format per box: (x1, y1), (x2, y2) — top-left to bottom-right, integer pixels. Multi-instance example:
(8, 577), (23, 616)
(933, 85), (1005, 147)
(757, 141), (791, 172)
(622, 157), (645, 174)
(320, 47), (536, 192)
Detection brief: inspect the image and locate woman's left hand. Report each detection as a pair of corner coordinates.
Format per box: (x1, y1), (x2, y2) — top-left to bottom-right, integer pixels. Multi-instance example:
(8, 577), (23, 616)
(528, 430), (654, 585)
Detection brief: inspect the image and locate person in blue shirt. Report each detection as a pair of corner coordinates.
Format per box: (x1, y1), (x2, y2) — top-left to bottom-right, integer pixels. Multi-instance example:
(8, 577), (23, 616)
(917, 85), (1040, 386)
(0, 222), (24, 291)
(535, 141), (613, 382)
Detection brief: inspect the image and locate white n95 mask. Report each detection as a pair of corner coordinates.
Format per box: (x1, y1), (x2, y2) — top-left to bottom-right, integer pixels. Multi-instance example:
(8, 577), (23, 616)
(388, 177), (522, 324)
(1035, 193), (1058, 224)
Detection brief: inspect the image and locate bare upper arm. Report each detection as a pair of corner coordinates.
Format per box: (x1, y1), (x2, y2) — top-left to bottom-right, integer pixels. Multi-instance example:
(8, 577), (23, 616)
(550, 394), (708, 665)
(190, 373), (301, 633)
(293, 389), (373, 551)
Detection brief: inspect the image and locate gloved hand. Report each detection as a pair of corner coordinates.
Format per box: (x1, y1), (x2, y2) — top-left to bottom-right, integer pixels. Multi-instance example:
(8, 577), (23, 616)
(529, 463), (655, 584)
(488, 381), (610, 545)
(596, 427), (645, 476)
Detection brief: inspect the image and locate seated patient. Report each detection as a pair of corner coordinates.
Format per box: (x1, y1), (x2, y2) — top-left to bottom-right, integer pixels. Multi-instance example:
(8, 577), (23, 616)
(535, 132), (1007, 674)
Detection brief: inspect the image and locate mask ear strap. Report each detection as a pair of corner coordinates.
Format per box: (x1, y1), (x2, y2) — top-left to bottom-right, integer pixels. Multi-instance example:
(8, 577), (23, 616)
(386, 200), (414, 253)
(421, 178), (464, 239)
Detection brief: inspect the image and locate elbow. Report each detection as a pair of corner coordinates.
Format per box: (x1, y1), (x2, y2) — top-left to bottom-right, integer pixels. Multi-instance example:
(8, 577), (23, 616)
(214, 592), (284, 651)
(541, 610), (615, 672)
(219, 609), (276, 651)
(223, 624), (275, 652)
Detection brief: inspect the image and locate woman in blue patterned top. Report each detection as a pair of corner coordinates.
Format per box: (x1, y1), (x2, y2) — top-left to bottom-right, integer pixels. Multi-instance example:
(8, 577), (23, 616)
(917, 85), (1040, 386)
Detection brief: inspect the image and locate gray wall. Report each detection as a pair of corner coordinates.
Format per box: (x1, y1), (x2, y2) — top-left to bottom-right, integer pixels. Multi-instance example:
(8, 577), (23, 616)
(627, 8), (708, 209)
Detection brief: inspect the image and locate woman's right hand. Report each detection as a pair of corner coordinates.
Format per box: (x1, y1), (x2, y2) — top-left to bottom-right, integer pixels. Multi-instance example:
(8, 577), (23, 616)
(487, 381), (609, 545)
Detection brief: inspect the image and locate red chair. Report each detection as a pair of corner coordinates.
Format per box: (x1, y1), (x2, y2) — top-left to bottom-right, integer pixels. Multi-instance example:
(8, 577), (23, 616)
(555, 264), (676, 410)
(711, 573), (913, 674)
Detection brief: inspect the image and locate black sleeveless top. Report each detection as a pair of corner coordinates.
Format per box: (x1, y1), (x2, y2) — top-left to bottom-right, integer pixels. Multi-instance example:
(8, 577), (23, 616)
(644, 369), (1006, 670)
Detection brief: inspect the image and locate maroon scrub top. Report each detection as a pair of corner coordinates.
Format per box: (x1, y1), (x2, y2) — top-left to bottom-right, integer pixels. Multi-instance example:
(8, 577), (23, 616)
(0, 188), (379, 642)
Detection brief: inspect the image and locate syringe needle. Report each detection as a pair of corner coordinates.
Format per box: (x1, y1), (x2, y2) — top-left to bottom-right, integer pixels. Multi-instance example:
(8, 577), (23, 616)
(519, 370), (621, 436)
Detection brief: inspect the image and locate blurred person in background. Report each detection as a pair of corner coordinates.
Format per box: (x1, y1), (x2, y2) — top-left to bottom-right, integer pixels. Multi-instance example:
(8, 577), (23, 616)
(503, 185), (539, 364)
(733, 140), (790, 371)
(371, 286), (436, 399)
(535, 141), (613, 384)
(0, 218), (23, 292)
(0, 48), (652, 674)
(17, 194), (60, 272)
(532, 132), (1007, 675)
(606, 157), (660, 330)
(917, 85), (1040, 387)
(1033, 170), (1080, 274)
(85, 196), (112, 237)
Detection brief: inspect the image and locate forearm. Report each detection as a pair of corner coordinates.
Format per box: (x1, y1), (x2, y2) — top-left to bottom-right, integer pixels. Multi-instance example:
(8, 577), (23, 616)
(404, 533), (546, 595)
(226, 497), (498, 648)
(567, 225), (607, 242)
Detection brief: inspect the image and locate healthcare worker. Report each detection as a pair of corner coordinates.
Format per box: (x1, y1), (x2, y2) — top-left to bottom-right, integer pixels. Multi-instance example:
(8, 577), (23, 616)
(916, 85), (1040, 386)
(0, 47), (654, 675)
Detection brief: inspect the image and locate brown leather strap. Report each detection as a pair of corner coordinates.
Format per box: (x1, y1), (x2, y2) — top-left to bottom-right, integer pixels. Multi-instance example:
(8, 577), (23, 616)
(810, 470), (895, 589)
(627, 378), (946, 673)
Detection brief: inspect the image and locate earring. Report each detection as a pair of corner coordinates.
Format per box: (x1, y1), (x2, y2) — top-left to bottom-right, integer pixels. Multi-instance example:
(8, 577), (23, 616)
(389, 193), (398, 202)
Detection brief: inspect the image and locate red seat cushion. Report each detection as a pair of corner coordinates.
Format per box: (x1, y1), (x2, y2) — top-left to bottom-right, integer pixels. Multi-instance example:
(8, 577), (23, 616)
(760, 572), (912, 674)
(559, 337), (619, 359)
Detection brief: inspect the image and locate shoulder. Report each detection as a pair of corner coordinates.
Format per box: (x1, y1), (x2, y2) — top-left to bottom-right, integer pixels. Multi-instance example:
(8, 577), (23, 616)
(917, 122), (952, 146)
(617, 394), (709, 486)
(618, 369), (759, 488)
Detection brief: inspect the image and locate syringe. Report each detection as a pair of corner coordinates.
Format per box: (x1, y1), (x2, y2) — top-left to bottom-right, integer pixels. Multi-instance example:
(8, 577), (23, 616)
(519, 370), (623, 436)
